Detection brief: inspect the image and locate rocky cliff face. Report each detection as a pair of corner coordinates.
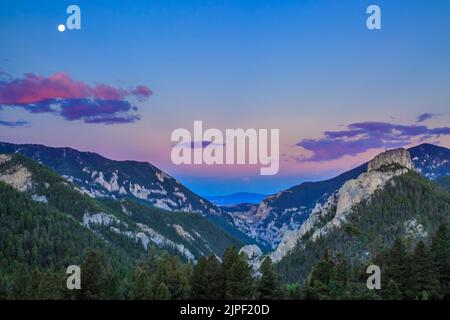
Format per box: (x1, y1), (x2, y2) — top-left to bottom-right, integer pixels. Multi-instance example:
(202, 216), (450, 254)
(226, 165), (369, 248)
(368, 148), (414, 172)
(0, 154), (33, 192)
(228, 144), (449, 249)
(271, 148), (415, 262)
(239, 244), (264, 275)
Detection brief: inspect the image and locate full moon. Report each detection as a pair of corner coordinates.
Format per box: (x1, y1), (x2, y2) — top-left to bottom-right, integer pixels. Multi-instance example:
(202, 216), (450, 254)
(57, 24), (66, 32)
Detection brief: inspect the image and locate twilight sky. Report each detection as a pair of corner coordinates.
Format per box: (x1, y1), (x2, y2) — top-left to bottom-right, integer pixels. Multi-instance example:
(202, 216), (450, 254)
(1, 0), (450, 195)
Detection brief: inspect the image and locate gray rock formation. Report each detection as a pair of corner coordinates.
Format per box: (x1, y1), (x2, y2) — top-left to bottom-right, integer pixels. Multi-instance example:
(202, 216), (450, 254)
(368, 148), (414, 172)
(240, 244), (263, 275)
(271, 148), (415, 262)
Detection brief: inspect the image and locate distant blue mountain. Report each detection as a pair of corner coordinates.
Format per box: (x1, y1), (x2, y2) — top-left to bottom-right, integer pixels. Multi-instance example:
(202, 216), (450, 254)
(409, 143), (450, 180)
(205, 192), (268, 205)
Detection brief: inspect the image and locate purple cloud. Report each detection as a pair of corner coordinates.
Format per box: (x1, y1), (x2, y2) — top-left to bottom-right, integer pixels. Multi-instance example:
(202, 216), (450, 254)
(0, 120), (29, 127)
(297, 119), (450, 162)
(173, 140), (227, 149)
(84, 114), (141, 125)
(175, 141), (213, 149)
(416, 113), (440, 123)
(0, 72), (152, 124)
(131, 85), (153, 101)
(58, 99), (135, 121)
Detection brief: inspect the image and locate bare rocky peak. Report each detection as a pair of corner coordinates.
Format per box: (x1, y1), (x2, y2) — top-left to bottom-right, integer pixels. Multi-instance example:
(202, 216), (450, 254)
(271, 148), (416, 262)
(240, 244), (263, 259)
(0, 154), (12, 164)
(240, 244), (263, 274)
(368, 148), (414, 172)
(0, 155), (33, 192)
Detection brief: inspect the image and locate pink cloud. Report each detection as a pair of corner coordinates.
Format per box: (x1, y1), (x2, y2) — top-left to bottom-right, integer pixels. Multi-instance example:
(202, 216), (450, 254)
(131, 85), (153, 100)
(0, 72), (153, 124)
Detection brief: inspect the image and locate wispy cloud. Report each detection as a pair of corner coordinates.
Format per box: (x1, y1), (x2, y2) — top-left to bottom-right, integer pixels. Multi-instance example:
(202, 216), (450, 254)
(0, 120), (29, 127)
(296, 119), (450, 162)
(0, 72), (152, 124)
(174, 140), (226, 149)
(416, 113), (440, 123)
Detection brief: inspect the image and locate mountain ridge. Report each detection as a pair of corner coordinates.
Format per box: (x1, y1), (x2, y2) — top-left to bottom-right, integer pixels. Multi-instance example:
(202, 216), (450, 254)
(226, 143), (450, 248)
(0, 141), (220, 214)
(0, 153), (245, 261)
(1, 141), (448, 252)
(0, 141), (266, 249)
(272, 148), (416, 262)
(276, 169), (450, 284)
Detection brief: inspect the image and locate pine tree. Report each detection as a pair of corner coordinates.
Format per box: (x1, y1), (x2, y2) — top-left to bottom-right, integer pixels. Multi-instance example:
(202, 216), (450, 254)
(79, 250), (112, 300)
(304, 250), (337, 300)
(203, 255), (225, 299)
(154, 282), (170, 300)
(333, 253), (350, 298)
(37, 272), (64, 300)
(190, 256), (210, 299)
(221, 246), (240, 298)
(154, 255), (190, 299)
(222, 247), (239, 275)
(256, 257), (281, 299)
(225, 253), (254, 299)
(146, 247), (159, 274)
(191, 255), (224, 299)
(304, 279), (329, 300)
(104, 271), (121, 299)
(383, 239), (411, 298)
(8, 265), (30, 299)
(430, 223), (450, 299)
(27, 267), (42, 299)
(130, 267), (154, 299)
(384, 280), (402, 300)
(411, 241), (439, 299)
(310, 250), (335, 285)
(0, 276), (6, 299)
(285, 283), (302, 300)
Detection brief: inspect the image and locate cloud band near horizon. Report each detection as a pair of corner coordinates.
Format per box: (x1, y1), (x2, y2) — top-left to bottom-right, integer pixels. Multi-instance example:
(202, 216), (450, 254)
(297, 120), (450, 162)
(0, 72), (152, 124)
(0, 120), (29, 127)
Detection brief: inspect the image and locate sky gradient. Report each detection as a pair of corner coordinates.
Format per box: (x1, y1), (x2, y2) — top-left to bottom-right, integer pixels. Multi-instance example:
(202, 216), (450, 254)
(1, 0), (450, 195)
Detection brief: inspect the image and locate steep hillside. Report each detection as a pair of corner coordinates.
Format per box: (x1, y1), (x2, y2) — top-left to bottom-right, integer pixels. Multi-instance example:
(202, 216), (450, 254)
(436, 176), (450, 191)
(227, 164), (367, 247)
(228, 144), (450, 248)
(0, 141), (262, 248)
(274, 150), (450, 284)
(0, 180), (136, 273)
(0, 154), (243, 261)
